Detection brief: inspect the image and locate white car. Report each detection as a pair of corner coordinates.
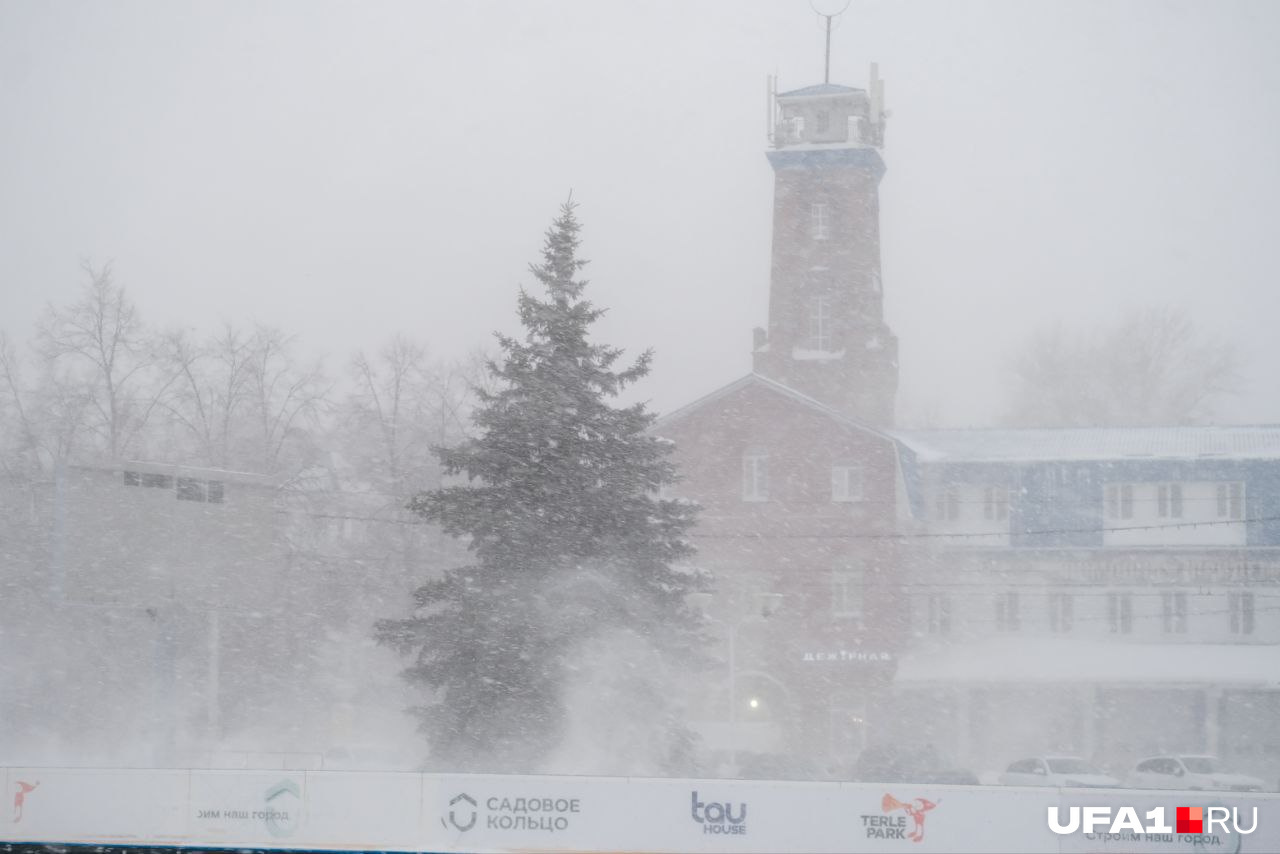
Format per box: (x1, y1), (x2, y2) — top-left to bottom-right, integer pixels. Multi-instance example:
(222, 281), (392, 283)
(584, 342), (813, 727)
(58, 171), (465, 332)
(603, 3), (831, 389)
(999, 756), (1120, 788)
(1128, 756), (1265, 792)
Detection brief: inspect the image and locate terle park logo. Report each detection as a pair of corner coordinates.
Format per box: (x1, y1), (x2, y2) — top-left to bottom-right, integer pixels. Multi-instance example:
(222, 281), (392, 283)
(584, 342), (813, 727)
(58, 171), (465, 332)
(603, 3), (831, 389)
(1048, 805), (1258, 845)
(861, 794), (938, 843)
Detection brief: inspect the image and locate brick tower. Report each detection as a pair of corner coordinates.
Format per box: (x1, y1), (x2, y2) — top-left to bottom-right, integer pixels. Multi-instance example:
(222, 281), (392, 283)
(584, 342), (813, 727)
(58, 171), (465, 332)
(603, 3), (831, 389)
(752, 65), (898, 426)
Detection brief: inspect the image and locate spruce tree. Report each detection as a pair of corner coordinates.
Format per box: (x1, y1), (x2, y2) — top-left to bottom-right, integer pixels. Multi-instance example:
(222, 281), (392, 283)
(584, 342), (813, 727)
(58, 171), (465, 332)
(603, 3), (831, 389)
(377, 201), (705, 773)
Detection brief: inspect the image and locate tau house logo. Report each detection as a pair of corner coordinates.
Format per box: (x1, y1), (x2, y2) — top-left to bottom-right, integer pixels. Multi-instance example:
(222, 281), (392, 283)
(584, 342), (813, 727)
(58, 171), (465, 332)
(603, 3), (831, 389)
(1047, 805), (1258, 841)
(866, 794), (937, 843)
(443, 793), (477, 832)
(690, 791), (747, 835)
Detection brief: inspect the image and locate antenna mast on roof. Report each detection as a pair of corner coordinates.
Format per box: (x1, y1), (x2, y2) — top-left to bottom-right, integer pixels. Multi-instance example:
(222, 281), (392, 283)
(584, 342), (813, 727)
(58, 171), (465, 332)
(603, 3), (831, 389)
(811, 0), (851, 84)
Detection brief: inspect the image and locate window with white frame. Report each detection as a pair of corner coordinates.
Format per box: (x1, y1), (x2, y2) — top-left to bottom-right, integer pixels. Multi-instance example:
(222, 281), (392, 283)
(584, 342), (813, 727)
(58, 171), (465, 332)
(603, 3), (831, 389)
(1216, 482), (1244, 519)
(1229, 592), (1255, 635)
(934, 488), (959, 521)
(1048, 592), (1074, 633)
(1106, 484), (1135, 520)
(832, 571), (863, 624)
(788, 115), (805, 140)
(1157, 484), (1183, 518)
(742, 450), (769, 502)
(926, 593), (951, 635)
(995, 591), (1020, 632)
(1161, 591), (1188, 634)
(807, 295), (832, 351)
(1108, 592), (1133, 634)
(831, 462), (865, 503)
(983, 486), (1009, 520)
(811, 202), (830, 240)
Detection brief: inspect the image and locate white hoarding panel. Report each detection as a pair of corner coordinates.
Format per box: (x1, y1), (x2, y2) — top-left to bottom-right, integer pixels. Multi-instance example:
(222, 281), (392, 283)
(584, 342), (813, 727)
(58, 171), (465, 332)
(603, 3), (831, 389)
(4, 767), (1279, 853)
(4, 767), (188, 845)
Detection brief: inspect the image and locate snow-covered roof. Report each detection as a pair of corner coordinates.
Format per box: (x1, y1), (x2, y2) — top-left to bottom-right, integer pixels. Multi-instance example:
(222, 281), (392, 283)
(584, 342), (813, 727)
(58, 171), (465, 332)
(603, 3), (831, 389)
(776, 82), (861, 99)
(890, 426), (1280, 463)
(896, 637), (1280, 686)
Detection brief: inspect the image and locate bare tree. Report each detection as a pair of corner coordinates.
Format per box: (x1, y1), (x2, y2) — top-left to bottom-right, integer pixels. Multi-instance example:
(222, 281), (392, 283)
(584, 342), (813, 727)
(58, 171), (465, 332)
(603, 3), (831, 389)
(158, 324), (257, 469)
(34, 263), (170, 461)
(243, 325), (329, 476)
(1004, 306), (1239, 427)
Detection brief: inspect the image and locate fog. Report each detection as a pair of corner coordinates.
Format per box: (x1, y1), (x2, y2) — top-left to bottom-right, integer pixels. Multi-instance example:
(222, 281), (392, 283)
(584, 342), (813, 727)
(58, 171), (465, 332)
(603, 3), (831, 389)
(2, 2), (1280, 849)
(3, 1), (1279, 424)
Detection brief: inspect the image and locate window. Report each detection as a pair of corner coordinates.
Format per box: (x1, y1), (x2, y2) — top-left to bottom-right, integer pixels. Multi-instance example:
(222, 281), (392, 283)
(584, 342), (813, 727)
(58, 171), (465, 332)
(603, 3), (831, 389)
(831, 462), (864, 502)
(1229, 592), (1255, 635)
(126, 470), (225, 503)
(995, 591), (1019, 632)
(1108, 593), (1133, 634)
(983, 486), (1008, 520)
(832, 572), (863, 624)
(811, 202), (830, 240)
(176, 477), (205, 501)
(934, 488), (959, 521)
(815, 110), (830, 133)
(1156, 484), (1183, 518)
(1161, 591), (1187, 634)
(807, 295), (832, 350)
(1048, 592), (1074, 633)
(742, 451), (769, 502)
(1216, 482), (1244, 519)
(1106, 484), (1134, 520)
(787, 115), (805, 139)
(926, 593), (951, 635)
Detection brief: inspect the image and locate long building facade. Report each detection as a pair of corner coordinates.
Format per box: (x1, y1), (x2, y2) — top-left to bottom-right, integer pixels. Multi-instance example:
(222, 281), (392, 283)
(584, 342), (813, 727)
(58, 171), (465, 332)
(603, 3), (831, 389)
(885, 430), (1280, 781)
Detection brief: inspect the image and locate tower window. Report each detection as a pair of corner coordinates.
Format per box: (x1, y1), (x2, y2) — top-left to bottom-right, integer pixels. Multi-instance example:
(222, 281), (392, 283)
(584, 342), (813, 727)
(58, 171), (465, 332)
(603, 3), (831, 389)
(807, 295), (832, 351)
(742, 450), (769, 502)
(811, 203), (830, 240)
(831, 462), (864, 502)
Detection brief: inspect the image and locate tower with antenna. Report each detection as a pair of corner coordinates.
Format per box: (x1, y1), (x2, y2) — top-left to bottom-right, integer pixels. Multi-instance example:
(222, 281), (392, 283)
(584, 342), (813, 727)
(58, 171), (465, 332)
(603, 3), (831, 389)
(753, 6), (898, 426)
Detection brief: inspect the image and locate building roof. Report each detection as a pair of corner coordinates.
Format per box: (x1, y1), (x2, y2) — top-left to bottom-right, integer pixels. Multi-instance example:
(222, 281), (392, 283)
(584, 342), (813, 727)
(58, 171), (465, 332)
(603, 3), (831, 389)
(890, 426), (1280, 463)
(654, 372), (889, 441)
(776, 82), (861, 99)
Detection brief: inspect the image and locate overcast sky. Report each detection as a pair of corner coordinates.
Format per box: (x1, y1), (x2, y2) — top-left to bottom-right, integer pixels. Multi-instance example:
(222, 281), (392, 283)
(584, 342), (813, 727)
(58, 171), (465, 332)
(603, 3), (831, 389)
(2, 0), (1279, 426)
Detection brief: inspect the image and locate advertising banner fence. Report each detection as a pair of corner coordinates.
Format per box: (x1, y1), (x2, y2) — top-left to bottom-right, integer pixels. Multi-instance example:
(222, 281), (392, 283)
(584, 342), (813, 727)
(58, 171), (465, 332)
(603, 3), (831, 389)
(3, 766), (1277, 852)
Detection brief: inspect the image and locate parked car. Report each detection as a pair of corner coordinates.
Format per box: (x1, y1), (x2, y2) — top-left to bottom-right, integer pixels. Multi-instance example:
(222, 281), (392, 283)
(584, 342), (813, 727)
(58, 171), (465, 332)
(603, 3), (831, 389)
(1128, 756), (1265, 792)
(998, 756), (1120, 788)
(850, 744), (980, 786)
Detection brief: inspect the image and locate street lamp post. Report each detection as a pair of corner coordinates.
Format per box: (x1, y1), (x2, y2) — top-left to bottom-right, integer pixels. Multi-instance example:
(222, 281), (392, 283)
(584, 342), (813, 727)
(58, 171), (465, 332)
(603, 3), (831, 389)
(697, 593), (782, 776)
